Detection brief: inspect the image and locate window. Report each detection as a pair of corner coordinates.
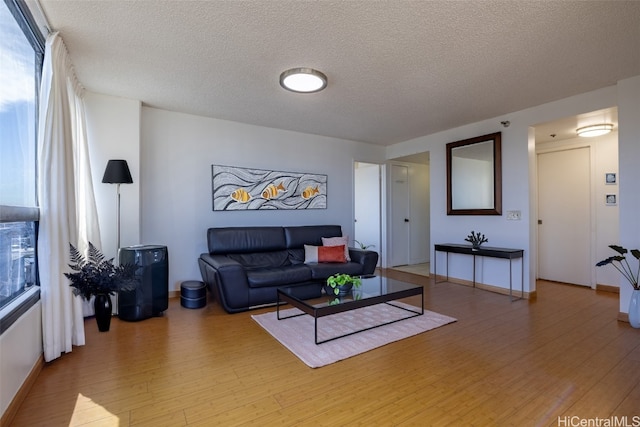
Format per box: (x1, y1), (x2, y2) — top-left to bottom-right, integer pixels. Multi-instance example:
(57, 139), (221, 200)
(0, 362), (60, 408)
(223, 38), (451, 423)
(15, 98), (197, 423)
(0, 0), (44, 326)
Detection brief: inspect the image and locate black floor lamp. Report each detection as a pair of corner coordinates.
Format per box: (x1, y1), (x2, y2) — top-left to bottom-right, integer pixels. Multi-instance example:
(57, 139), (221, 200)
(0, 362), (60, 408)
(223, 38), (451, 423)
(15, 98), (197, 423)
(102, 159), (133, 251)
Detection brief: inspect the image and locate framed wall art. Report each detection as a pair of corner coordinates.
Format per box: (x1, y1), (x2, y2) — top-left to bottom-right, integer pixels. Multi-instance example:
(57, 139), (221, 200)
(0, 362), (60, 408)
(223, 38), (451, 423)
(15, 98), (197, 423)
(605, 172), (616, 185)
(212, 164), (327, 211)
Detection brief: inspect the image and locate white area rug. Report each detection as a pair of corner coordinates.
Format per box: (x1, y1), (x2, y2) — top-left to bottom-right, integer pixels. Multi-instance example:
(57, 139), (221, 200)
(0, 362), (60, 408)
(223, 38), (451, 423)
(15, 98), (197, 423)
(251, 302), (456, 368)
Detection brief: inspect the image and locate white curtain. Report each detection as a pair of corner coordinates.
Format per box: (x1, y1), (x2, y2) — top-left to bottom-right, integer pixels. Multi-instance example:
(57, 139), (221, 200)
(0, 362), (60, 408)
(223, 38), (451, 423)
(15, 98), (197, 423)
(37, 32), (101, 362)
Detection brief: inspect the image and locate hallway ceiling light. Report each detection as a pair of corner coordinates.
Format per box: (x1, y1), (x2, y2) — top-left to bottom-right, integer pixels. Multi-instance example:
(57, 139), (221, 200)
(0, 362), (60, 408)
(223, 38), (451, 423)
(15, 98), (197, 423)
(279, 68), (327, 93)
(576, 124), (613, 137)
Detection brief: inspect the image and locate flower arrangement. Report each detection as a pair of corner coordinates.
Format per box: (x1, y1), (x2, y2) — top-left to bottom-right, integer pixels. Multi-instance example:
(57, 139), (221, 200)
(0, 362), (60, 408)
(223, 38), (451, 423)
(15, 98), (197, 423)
(65, 242), (137, 300)
(596, 245), (640, 290)
(465, 231), (488, 249)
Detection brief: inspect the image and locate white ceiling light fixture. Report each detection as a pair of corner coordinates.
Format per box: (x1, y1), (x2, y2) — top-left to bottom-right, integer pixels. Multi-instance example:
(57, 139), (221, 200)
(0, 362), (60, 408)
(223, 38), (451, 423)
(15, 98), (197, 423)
(279, 68), (327, 93)
(576, 123), (613, 137)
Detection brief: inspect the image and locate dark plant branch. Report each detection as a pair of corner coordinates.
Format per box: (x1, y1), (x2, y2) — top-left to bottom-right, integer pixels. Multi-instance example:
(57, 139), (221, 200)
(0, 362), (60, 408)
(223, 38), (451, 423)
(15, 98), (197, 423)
(65, 242), (138, 300)
(596, 245), (640, 290)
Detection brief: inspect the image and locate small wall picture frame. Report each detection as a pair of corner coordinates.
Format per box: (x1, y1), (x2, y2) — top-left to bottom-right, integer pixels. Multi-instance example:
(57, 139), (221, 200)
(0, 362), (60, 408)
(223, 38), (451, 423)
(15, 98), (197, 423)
(606, 194), (617, 206)
(605, 172), (616, 185)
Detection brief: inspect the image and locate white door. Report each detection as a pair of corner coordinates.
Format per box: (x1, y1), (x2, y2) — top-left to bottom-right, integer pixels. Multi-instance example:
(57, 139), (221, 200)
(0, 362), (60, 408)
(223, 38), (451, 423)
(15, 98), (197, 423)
(390, 164), (410, 266)
(354, 163), (381, 264)
(537, 147), (591, 286)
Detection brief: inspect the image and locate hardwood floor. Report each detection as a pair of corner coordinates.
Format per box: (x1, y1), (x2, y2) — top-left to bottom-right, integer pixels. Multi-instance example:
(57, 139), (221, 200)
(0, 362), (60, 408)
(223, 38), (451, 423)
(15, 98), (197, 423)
(10, 272), (640, 426)
(388, 263), (430, 277)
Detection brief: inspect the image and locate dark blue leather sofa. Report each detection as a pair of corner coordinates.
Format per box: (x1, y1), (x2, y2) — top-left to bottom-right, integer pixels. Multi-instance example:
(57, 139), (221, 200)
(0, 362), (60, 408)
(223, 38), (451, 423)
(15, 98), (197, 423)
(198, 225), (378, 313)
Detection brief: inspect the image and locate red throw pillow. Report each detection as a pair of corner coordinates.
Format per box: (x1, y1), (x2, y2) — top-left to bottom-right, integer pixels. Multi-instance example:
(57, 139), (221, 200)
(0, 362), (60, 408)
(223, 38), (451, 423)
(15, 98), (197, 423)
(318, 245), (347, 263)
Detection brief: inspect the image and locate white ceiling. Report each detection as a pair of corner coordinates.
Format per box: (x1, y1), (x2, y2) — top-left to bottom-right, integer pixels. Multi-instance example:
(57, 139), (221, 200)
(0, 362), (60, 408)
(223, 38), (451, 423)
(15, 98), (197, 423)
(33, 0), (640, 146)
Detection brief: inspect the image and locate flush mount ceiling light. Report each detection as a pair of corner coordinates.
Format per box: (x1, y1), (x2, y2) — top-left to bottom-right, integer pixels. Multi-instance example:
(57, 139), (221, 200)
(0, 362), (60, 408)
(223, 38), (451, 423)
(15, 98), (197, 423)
(279, 68), (327, 93)
(576, 123), (613, 137)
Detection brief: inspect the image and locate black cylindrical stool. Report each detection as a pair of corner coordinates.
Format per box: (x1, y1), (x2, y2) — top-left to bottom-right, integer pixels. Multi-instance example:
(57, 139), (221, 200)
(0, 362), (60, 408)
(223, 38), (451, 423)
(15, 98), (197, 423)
(181, 281), (206, 309)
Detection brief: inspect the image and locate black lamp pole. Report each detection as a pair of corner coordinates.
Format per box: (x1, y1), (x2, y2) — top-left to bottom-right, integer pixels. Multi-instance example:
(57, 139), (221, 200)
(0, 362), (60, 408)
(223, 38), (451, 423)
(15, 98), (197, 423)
(102, 160), (133, 250)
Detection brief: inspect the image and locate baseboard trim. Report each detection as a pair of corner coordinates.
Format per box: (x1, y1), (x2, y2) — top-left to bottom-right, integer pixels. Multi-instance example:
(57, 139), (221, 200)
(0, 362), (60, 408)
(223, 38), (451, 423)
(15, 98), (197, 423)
(1, 354), (44, 427)
(618, 312), (629, 323)
(434, 274), (534, 299)
(596, 284), (620, 293)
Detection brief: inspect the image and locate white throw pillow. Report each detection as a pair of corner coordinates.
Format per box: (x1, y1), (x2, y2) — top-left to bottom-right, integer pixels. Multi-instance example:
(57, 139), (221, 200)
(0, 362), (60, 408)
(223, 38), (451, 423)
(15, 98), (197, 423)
(321, 236), (351, 261)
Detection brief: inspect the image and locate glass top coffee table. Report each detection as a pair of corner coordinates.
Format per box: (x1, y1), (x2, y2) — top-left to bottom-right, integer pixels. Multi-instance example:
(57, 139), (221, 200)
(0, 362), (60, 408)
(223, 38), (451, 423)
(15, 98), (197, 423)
(277, 275), (424, 344)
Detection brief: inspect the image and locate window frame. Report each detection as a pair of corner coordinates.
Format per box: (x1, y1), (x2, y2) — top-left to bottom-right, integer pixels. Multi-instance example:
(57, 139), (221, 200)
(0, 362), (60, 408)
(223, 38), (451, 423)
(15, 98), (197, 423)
(1, 0), (45, 332)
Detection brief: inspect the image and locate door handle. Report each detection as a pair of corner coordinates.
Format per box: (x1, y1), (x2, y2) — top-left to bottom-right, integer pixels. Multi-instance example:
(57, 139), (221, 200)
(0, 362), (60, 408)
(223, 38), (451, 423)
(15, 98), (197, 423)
(404, 218), (409, 222)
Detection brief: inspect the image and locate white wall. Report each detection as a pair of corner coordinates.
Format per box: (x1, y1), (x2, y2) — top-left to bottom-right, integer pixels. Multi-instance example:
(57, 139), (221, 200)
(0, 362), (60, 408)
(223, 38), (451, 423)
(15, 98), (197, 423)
(617, 76), (640, 314)
(386, 82), (637, 297)
(84, 93), (142, 260)
(140, 107), (386, 291)
(82, 76), (639, 310)
(354, 162), (381, 262)
(0, 301), (41, 417)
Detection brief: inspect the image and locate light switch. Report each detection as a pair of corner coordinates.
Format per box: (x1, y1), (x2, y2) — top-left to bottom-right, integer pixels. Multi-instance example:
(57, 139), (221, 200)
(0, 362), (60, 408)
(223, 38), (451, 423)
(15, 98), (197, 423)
(506, 210), (521, 220)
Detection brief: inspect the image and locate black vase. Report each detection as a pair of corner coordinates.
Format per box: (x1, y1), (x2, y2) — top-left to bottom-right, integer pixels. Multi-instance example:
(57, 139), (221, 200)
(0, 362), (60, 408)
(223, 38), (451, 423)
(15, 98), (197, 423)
(94, 294), (112, 332)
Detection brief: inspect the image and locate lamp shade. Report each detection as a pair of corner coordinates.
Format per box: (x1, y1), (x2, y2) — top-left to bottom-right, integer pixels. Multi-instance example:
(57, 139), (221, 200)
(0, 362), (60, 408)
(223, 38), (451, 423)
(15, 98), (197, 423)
(102, 160), (133, 184)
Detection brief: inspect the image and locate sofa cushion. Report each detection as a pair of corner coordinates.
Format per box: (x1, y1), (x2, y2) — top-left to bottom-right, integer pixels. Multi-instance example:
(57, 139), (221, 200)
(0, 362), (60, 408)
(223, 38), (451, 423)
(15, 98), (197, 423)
(207, 227), (286, 254)
(304, 244), (347, 263)
(228, 251), (290, 269)
(284, 225), (342, 249)
(246, 265), (312, 288)
(321, 236), (351, 261)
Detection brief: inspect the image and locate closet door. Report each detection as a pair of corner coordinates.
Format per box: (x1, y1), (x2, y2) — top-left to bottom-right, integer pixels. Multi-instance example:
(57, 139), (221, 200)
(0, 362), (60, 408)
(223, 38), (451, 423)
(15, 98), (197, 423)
(390, 165), (409, 266)
(538, 147), (591, 286)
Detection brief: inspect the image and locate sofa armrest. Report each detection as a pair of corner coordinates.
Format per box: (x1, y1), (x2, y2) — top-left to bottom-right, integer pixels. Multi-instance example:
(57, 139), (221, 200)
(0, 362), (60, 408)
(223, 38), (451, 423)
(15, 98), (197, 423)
(198, 253), (251, 313)
(348, 248), (379, 275)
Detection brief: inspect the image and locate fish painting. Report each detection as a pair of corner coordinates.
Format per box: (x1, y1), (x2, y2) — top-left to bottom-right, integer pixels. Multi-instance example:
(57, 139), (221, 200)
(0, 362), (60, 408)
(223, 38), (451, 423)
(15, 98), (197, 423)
(262, 182), (285, 200)
(301, 185), (320, 199)
(230, 188), (251, 203)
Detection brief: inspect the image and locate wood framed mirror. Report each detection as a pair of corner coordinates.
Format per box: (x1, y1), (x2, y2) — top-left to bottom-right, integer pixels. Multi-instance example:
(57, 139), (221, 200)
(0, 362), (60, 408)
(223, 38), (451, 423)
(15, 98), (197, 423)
(446, 132), (502, 215)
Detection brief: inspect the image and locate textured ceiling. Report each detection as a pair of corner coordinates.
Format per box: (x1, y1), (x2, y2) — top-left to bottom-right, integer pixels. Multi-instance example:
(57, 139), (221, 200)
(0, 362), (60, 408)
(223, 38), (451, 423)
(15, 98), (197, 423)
(35, 0), (640, 146)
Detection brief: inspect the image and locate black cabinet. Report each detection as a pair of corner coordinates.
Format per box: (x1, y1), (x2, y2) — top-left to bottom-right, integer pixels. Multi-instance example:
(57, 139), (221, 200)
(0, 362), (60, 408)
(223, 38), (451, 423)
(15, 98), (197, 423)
(118, 245), (168, 321)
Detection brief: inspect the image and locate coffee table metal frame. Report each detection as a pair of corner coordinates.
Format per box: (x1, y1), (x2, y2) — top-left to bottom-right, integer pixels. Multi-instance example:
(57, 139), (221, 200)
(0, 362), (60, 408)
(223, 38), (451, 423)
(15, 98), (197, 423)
(277, 279), (424, 345)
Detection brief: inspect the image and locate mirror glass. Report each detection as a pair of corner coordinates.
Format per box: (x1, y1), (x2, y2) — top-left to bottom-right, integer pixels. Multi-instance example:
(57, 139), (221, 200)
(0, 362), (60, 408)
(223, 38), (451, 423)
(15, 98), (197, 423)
(446, 132), (501, 215)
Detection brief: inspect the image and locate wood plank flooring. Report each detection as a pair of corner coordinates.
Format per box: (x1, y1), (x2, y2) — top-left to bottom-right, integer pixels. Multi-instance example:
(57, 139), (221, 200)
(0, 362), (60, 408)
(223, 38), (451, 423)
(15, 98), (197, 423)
(9, 271), (640, 426)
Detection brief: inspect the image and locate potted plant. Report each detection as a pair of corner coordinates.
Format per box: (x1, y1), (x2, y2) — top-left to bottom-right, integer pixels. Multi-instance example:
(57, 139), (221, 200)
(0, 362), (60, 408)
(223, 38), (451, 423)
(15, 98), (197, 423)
(325, 273), (362, 296)
(354, 240), (375, 250)
(465, 231), (488, 250)
(596, 244), (640, 328)
(65, 242), (137, 332)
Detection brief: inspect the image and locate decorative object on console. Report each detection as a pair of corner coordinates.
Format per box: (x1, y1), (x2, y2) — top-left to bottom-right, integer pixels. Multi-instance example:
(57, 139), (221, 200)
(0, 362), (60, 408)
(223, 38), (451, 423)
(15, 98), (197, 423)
(102, 159), (133, 250)
(465, 231), (488, 250)
(64, 242), (137, 331)
(596, 245), (640, 328)
(325, 273), (362, 296)
(212, 164), (327, 211)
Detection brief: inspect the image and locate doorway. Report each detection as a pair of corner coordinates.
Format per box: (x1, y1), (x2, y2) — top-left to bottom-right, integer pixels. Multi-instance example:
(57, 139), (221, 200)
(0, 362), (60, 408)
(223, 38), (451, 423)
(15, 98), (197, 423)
(537, 147), (591, 286)
(354, 162), (381, 265)
(386, 154), (430, 272)
(534, 107), (619, 290)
